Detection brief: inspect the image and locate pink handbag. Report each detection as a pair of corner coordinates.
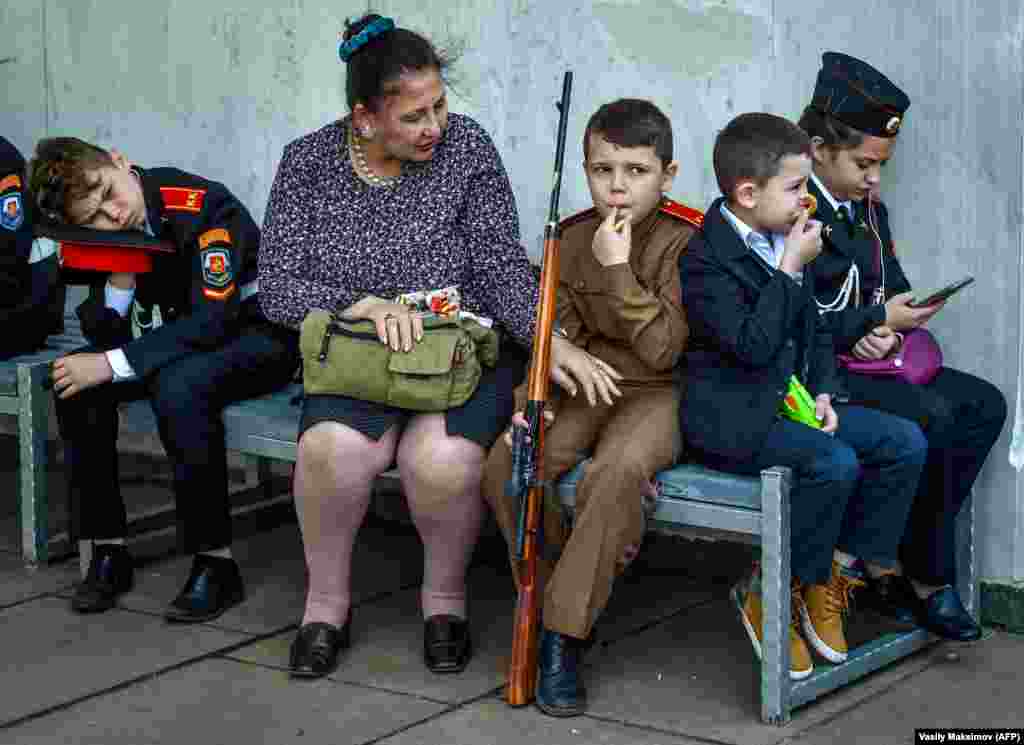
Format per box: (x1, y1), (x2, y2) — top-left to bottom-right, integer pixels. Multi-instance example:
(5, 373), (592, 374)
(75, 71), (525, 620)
(836, 328), (943, 385)
(832, 197), (943, 386)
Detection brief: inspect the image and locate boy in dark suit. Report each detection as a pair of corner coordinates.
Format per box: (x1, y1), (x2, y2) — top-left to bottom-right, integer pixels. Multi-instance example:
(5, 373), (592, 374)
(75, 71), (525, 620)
(27, 137), (298, 622)
(679, 113), (927, 679)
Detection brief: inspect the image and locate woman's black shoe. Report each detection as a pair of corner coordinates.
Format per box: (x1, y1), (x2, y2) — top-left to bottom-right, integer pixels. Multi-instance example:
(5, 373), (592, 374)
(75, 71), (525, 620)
(423, 614), (472, 674)
(289, 620), (351, 679)
(71, 543), (134, 613)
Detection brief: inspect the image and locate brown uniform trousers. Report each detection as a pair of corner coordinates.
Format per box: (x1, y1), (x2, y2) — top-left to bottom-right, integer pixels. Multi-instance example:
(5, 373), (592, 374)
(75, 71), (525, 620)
(483, 200), (701, 639)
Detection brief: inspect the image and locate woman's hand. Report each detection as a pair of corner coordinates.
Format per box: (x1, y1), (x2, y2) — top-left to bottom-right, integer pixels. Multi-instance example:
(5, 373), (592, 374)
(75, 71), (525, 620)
(884, 292), (944, 331)
(548, 336), (623, 406)
(341, 296), (424, 352)
(852, 325), (898, 360)
(51, 353), (114, 400)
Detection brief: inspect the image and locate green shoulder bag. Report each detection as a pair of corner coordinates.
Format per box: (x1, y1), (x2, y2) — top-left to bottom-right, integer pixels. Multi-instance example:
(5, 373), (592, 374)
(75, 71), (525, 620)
(300, 310), (500, 412)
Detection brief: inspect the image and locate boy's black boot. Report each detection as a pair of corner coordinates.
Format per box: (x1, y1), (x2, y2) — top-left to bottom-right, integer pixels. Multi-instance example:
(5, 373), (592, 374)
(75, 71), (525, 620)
(535, 627), (588, 717)
(72, 543), (134, 613)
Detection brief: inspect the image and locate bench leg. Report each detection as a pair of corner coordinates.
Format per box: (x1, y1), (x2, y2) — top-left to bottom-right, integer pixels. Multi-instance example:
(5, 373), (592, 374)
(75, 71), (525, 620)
(18, 364), (50, 565)
(956, 489), (977, 618)
(258, 457), (274, 501)
(759, 466), (792, 725)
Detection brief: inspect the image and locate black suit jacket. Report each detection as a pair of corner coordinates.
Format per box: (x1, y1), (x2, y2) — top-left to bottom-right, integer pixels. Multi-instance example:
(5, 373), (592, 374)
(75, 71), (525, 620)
(0, 136), (65, 359)
(806, 179), (912, 352)
(75, 167), (262, 378)
(678, 198), (838, 460)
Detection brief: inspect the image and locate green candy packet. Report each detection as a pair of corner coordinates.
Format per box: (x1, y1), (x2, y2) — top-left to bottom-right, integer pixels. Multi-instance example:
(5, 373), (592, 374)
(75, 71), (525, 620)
(778, 375), (822, 429)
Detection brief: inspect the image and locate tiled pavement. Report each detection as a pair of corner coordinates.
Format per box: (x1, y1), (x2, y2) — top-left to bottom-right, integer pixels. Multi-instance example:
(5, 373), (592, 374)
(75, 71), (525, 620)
(1, 437), (1022, 744)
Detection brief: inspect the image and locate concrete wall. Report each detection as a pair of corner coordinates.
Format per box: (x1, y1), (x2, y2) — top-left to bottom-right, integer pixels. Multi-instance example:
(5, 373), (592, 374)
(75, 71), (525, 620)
(3, 0), (1022, 583)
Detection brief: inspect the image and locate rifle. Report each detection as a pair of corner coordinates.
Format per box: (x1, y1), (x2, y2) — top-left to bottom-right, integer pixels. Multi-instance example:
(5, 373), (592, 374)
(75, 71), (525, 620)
(505, 70), (573, 707)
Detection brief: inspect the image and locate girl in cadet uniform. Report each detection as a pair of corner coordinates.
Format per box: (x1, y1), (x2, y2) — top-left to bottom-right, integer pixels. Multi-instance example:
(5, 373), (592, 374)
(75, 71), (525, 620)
(800, 52), (1007, 641)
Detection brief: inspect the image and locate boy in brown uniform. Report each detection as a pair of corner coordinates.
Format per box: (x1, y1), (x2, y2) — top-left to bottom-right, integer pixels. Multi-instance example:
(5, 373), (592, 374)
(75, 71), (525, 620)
(483, 99), (701, 717)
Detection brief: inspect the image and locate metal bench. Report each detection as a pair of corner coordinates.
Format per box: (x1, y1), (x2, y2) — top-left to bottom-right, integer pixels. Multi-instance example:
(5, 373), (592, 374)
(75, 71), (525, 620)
(7, 369), (973, 723)
(2, 316), (89, 562)
(557, 458), (975, 724)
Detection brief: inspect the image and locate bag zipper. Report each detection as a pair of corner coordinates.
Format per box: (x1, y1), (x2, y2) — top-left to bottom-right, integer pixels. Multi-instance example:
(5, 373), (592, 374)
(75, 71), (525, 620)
(318, 322), (380, 363)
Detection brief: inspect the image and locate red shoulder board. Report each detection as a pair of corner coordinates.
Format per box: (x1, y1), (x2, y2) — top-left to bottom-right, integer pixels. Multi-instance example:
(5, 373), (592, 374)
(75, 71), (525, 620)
(558, 207), (599, 231)
(659, 198), (703, 229)
(160, 186), (206, 214)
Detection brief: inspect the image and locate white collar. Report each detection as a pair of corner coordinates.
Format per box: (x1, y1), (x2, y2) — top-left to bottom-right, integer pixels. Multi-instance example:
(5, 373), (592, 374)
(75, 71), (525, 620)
(719, 203), (786, 268)
(810, 171), (854, 215)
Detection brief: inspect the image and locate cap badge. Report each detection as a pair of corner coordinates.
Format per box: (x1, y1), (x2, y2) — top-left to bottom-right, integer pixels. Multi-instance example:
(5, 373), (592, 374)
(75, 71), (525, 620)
(885, 116), (902, 134)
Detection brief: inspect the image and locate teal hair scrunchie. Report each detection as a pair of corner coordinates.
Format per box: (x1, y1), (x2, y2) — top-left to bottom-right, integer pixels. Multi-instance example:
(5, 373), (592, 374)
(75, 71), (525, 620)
(339, 17), (396, 62)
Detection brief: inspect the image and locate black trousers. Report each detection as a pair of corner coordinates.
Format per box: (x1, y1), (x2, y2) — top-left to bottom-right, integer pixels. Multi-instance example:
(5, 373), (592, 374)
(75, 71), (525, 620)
(842, 366), (1008, 585)
(55, 322), (298, 554)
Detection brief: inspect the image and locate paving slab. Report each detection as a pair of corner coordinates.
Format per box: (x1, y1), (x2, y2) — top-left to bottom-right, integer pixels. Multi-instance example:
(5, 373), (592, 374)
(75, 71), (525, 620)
(228, 563), (516, 704)
(1, 657), (446, 745)
(58, 515), (427, 635)
(0, 551), (79, 608)
(787, 630), (1024, 745)
(0, 596), (246, 726)
(377, 697), (707, 745)
(583, 596), (942, 745)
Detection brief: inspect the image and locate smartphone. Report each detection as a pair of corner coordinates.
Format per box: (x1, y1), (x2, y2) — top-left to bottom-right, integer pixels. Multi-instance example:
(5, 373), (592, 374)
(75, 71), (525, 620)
(907, 276), (974, 308)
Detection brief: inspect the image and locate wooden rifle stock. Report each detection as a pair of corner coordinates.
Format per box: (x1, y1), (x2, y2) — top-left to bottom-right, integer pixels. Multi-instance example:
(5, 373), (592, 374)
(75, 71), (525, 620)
(506, 71), (572, 707)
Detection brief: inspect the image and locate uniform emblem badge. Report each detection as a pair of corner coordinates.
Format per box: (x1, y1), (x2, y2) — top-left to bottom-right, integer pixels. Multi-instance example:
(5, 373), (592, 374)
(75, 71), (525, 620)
(201, 247), (232, 287)
(885, 116), (902, 134)
(1, 193), (24, 231)
(824, 224), (833, 238)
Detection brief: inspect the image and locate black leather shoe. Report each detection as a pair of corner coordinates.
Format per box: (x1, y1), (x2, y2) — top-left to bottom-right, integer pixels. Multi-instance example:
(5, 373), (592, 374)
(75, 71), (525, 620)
(290, 620), (351, 679)
(862, 573), (920, 625)
(535, 628), (587, 717)
(164, 554), (245, 623)
(72, 543), (134, 613)
(423, 614), (472, 674)
(916, 586), (982, 642)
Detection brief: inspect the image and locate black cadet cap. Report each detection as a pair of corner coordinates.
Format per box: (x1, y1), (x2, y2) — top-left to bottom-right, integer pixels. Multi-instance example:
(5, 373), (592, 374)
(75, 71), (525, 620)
(811, 52), (910, 137)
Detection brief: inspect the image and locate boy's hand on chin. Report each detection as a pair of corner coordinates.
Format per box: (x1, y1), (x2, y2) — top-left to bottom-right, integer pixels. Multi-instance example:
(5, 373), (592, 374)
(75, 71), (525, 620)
(780, 210), (823, 273)
(592, 207), (631, 267)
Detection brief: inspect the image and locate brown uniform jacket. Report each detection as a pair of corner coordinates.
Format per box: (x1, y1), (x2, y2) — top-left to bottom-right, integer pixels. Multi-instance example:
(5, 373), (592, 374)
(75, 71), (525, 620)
(556, 198), (702, 385)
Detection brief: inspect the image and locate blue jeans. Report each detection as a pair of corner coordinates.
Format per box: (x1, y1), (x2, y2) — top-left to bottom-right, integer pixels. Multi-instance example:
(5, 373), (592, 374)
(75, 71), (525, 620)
(700, 405), (927, 585)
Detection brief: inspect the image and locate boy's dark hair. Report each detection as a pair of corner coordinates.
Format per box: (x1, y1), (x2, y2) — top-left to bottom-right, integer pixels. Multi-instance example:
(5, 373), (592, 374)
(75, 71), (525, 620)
(583, 99), (673, 167)
(796, 105), (865, 150)
(713, 113), (811, 198)
(28, 137), (114, 224)
(342, 13), (454, 111)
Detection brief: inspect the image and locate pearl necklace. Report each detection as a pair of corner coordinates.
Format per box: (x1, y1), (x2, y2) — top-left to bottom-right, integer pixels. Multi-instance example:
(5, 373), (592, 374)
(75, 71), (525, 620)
(349, 128), (399, 188)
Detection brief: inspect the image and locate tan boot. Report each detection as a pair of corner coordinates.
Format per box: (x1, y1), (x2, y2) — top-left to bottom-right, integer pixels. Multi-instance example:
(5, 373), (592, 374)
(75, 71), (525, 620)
(731, 563), (813, 680)
(801, 560), (866, 663)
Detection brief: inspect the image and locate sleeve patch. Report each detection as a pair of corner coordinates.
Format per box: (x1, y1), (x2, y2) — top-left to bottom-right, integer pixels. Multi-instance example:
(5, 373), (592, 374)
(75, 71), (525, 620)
(203, 283), (237, 301)
(198, 227), (231, 250)
(0, 174), (22, 193)
(1, 193), (24, 231)
(201, 246), (233, 288)
(160, 186), (207, 213)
